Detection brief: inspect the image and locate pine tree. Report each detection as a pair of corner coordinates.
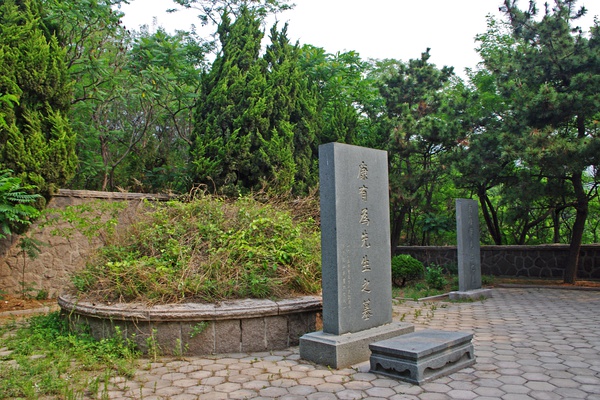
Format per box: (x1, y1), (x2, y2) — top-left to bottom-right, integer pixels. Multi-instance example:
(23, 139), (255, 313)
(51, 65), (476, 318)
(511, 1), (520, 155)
(479, 0), (600, 283)
(0, 0), (76, 202)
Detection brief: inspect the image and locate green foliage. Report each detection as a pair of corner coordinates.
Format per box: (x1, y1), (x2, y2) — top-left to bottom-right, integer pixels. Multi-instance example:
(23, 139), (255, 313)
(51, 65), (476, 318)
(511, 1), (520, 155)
(425, 265), (448, 291)
(170, 0), (294, 27)
(471, 0), (600, 282)
(17, 235), (47, 299)
(0, 170), (41, 238)
(71, 194), (321, 303)
(0, 312), (138, 399)
(0, 0), (77, 200)
(40, 199), (127, 244)
(375, 50), (464, 248)
(391, 254), (424, 287)
(481, 275), (495, 286)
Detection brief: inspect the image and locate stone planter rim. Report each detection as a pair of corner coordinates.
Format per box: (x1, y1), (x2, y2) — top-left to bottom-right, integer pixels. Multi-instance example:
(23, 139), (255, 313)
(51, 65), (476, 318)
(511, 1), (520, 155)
(58, 294), (322, 322)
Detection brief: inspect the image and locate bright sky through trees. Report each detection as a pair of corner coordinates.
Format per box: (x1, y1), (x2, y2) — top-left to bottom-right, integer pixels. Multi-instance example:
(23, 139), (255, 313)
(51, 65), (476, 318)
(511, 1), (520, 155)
(118, 0), (600, 78)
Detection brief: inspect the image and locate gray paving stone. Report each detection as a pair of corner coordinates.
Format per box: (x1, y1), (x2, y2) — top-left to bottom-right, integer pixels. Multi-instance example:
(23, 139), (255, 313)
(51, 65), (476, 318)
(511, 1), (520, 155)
(259, 386), (290, 397)
(553, 387), (589, 398)
(82, 288), (600, 400)
(229, 389), (259, 399)
(446, 389), (478, 399)
(529, 391), (562, 400)
(335, 389), (365, 399)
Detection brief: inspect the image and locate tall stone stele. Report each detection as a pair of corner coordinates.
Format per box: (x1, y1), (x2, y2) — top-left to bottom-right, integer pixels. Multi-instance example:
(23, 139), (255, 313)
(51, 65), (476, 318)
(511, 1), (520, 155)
(299, 143), (413, 369)
(449, 199), (492, 300)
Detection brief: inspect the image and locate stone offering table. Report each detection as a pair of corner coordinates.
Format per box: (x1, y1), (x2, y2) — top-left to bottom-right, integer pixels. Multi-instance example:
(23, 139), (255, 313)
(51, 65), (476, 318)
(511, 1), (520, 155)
(369, 329), (475, 385)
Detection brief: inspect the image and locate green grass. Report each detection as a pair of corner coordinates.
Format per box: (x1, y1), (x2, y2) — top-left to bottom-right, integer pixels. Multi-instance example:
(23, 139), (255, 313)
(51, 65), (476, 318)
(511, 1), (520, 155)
(0, 312), (139, 399)
(392, 274), (458, 300)
(392, 273), (496, 300)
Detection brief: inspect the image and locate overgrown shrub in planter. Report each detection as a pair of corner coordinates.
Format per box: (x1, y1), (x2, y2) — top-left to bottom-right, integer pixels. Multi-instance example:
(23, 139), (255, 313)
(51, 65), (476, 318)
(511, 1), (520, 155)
(70, 194), (322, 304)
(391, 254), (424, 287)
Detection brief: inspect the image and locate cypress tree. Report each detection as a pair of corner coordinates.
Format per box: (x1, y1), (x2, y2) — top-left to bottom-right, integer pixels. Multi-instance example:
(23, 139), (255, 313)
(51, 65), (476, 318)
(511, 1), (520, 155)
(0, 0), (76, 202)
(191, 9), (267, 193)
(263, 24), (319, 193)
(191, 9), (319, 194)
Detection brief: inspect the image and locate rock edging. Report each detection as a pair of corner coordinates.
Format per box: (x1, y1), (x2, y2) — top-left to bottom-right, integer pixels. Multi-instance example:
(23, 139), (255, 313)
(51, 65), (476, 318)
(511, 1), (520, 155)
(59, 295), (322, 356)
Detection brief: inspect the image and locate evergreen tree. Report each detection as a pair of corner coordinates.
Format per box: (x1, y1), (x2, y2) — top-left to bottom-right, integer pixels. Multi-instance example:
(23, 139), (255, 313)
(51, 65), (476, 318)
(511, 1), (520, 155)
(263, 24), (319, 193)
(191, 9), (319, 194)
(0, 0), (76, 202)
(299, 46), (364, 146)
(378, 50), (460, 250)
(191, 9), (266, 193)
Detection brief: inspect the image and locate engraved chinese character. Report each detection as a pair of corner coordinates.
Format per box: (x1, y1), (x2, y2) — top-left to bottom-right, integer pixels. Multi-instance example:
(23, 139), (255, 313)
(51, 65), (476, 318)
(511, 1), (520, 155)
(359, 185), (368, 202)
(362, 298), (372, 320)
(361, 255), (371, 272)
(358, 161), (368, 180)
(359, 208), (370, 226)
(361, 230), (371, 248)
(361, 278), (371, 293)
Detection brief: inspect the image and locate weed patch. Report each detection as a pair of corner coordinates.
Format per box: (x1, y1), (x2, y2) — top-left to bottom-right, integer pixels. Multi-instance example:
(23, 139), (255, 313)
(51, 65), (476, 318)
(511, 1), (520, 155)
(0, 312), (138, 399)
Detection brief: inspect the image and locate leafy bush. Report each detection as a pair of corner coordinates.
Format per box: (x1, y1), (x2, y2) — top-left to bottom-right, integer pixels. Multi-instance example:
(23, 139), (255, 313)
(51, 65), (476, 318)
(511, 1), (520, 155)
(391, 254), (424, 287)
(481, 275), (495, 286)
(72, 194), (321, 303)
(0, 170), (41, 238)
(425, 264), (448, 290)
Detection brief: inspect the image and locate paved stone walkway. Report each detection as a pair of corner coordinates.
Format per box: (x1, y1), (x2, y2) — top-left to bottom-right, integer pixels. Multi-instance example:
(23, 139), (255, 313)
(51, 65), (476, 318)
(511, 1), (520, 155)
(105, 288), (600, 399)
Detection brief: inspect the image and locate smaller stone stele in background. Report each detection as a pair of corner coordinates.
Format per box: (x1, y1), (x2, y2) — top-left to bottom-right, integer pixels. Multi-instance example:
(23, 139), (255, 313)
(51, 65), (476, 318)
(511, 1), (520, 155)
(449, 198), (492, 301)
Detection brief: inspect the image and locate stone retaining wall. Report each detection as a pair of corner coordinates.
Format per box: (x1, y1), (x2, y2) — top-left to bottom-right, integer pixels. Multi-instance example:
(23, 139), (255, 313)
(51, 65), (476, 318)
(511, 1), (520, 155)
(0, 190), (170, 297)
(397, 245), (600, 280)
(3, 189), (600, 297)
(59, 295), (322, 356)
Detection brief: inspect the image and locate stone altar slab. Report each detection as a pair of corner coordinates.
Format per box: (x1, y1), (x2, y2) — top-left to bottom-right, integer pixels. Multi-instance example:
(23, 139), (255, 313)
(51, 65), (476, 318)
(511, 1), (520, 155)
(369, 329), (475, 385)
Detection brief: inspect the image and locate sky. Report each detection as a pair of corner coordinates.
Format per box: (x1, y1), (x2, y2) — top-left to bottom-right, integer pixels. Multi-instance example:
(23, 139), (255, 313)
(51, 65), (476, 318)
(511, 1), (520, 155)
(118, 0), (600, 78)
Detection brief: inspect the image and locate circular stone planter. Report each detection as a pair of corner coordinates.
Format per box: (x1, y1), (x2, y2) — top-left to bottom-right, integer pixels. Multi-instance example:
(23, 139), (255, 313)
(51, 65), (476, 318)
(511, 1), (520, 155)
(58, 294), (322, 356)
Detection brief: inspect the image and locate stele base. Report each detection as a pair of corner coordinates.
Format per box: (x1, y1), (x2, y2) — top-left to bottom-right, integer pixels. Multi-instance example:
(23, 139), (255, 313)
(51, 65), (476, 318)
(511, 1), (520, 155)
(299, 322), (414, 369)
(449, 288), (493, 301)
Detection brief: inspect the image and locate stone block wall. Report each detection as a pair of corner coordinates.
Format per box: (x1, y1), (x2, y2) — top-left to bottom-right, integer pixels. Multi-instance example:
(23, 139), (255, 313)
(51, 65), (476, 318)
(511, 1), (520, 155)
(3, 189), (600, 298)
(397, 245), (600, 280)
(0, 189), (170, 297)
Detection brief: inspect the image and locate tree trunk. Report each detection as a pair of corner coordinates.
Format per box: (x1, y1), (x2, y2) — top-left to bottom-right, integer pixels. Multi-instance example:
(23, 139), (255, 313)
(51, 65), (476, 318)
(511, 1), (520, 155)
(553, 210), (561, 243)
(564, 116), (591, 284)
(478, 189), (502, 245)
(564, 171), (588, 284)
(390, 205), (409, 256)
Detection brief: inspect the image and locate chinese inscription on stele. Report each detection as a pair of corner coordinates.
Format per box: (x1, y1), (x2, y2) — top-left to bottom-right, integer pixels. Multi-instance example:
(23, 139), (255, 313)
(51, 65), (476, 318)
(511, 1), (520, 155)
(358, 160), (372, 321)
